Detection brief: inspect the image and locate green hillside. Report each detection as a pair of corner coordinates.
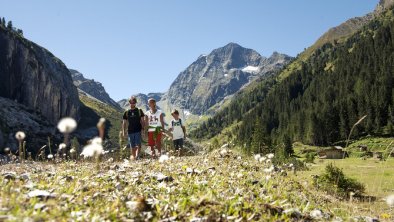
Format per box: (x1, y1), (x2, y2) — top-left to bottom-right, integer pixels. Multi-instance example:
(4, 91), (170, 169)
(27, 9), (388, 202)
(192, 7), (394, 151)
(79, 94), (123, 147)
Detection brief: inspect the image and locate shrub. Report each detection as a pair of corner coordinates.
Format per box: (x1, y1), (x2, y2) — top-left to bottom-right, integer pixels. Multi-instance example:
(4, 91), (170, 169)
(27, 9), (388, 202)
(314, 163), (365, 198)
(304, 152), (316, 163)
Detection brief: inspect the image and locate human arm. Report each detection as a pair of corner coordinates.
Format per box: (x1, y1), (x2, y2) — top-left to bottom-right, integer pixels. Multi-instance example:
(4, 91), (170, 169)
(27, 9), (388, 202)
(160, 113), (165, 132)
(122, 119), (127, 138)
(182, 125), (186, 139)
(144, 115), (149, 135)
(122, 111), (127, 138)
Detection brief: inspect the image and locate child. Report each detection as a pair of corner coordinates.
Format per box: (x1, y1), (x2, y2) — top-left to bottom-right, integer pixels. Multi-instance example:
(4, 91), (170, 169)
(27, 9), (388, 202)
(145, 98), (165, 158)
(169, 109), (186, 156)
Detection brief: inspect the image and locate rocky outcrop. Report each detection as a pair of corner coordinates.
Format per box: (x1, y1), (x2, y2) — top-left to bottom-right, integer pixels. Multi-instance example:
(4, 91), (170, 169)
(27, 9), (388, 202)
(0, 26), (80, 124)
(0, 96), (57, 153)
(166, 43), (292, 114)
(70, 69), (122, 110)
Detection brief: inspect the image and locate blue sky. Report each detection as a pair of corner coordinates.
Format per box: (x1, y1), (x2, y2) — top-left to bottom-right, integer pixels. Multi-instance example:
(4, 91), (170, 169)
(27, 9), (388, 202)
(1, 1), (377, 101)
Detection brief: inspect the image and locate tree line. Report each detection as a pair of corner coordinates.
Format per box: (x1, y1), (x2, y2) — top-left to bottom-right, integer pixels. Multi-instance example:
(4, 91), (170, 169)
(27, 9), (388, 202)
(0, 16), (23, 36)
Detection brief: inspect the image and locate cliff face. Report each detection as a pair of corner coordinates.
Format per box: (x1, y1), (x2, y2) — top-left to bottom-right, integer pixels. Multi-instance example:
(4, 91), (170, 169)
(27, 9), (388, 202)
(0, 26), (80, 124)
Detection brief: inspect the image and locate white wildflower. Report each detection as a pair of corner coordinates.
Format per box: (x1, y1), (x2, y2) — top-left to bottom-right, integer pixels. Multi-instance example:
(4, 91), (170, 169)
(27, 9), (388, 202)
(310, 209), (323, 219)
(263, 166), (275, 174)
(259, 156), (267, 163)
(15, 131), (26, 141)
(254, 154), (261, 161)
(59, 143), (66, 150)
(57, 117), (77, 134)
(47, 154), (53, 159)
(220, 149), (228, 156)
(80, 137), (103, 158)
(386, 194), (394, 206)
(70, 148), (76, 154)
(267, 153), (274, 159)
(91, 137), (102, 145)
(159, 154), (169, 163)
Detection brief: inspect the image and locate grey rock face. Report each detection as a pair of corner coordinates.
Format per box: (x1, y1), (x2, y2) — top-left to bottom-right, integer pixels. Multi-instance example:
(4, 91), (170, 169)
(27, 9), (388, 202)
(70, 69), (122, 110)
(0, 27), (80, 124)
(0, 96), (57, 154)
(0, 128), (3, 149)
(166, 43), (292, 114)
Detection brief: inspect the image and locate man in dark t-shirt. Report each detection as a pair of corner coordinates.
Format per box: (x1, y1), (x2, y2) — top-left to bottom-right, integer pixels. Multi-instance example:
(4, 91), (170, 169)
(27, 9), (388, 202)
(122, 96), (145, 160)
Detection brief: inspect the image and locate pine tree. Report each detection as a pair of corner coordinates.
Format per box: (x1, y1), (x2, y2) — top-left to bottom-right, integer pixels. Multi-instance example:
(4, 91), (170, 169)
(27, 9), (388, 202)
(283, 135), (294, 157)
(7, 20), (12, 30)
(251, 118), (270, 154)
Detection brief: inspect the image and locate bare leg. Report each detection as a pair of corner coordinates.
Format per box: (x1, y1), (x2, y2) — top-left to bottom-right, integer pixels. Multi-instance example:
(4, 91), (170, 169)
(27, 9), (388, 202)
(136, 145), (140, 159)
(150, 146), (156, 159)
(157, 142), (162, 156)
(131, 147), (137, 160)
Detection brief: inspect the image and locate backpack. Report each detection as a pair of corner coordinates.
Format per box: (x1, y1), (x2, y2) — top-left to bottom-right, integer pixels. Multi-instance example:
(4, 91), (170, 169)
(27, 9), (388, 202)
(171, 118), (182, 127)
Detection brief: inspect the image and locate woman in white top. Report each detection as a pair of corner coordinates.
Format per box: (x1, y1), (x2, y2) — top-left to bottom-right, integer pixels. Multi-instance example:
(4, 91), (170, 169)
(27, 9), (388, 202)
(145, 98), (165, 158)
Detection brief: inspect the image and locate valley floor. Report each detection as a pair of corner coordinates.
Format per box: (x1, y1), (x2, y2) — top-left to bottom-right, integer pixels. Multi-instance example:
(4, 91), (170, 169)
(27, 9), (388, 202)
(0, 150), (393, 221)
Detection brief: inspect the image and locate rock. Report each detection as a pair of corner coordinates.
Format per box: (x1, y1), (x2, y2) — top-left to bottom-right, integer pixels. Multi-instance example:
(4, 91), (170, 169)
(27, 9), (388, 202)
(115, 182), (122, 190)
(156, 173), (173, 182)
(20, 173), (30, 181)
(0, 26), (80, 124)
(0, 128), (3, 148)
(2, 172), (16, 180)
(27, 189), (56, 199)
(33, 203), (47, 210)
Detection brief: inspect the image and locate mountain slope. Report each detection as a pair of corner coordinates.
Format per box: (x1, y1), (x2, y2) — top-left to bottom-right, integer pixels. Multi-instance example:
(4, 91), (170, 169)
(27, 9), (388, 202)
(166, 43), (292, 115)
(192, 4), (394, 149)
(279, 0), (394, 80)
(117, 93), (163, 111)
(0, 24), (80, 124)
(70, 69), (122, 110)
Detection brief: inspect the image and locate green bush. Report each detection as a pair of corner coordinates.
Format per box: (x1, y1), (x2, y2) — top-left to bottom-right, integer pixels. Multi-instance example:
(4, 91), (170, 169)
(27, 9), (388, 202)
(304, 152), (316, 163)
(314, 163), (365, 198)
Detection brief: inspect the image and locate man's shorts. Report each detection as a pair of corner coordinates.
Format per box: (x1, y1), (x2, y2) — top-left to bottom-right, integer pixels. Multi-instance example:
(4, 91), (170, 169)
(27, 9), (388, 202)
(128, 132), (142, 148)
(173, 138), (184, 150)
(148, 132), (162, 146)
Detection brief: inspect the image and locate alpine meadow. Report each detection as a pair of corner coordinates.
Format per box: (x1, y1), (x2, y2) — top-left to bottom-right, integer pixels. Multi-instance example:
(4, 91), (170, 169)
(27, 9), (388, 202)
(1, 1), (394, 221)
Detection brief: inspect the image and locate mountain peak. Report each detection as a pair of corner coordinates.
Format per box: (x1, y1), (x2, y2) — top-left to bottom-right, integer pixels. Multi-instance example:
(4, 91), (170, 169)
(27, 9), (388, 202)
(70, 69), (121, 110)
(223, 42), (242, 49)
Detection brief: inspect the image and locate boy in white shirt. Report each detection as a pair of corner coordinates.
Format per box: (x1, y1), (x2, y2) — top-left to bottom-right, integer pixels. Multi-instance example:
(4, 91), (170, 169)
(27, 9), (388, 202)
(169, 109), (186, 156)
(145, 98), (165, 158)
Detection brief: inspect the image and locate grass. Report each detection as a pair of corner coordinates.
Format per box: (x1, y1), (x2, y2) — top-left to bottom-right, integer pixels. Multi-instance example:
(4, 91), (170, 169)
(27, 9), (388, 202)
(347, 137), (394, 152)
(1, 150), (393, 221)
(79, 93), (123, 146)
